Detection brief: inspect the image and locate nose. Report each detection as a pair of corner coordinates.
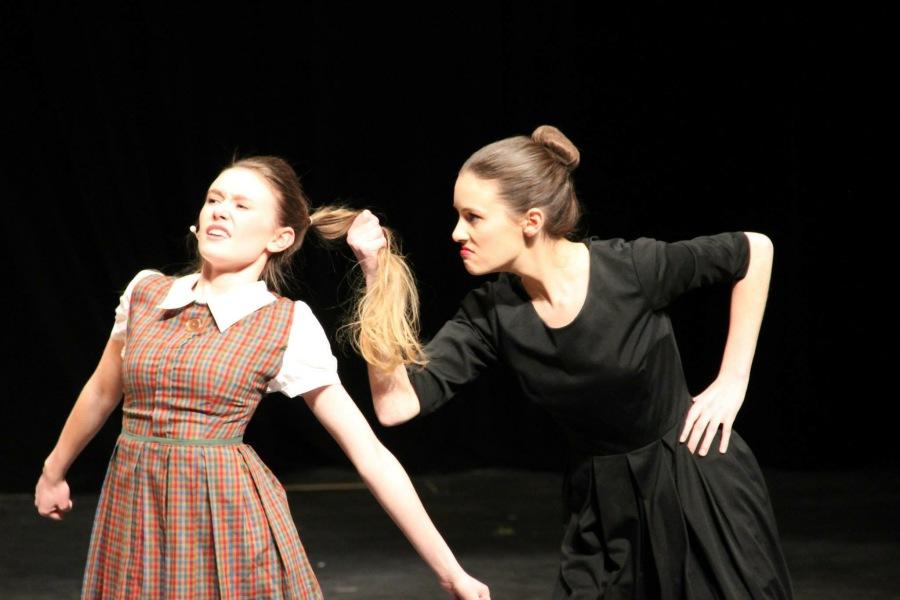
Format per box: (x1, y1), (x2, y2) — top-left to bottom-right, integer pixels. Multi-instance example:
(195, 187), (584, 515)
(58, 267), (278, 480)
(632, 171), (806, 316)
(451, 217), (468, 243)
(211, 200), (230, 220)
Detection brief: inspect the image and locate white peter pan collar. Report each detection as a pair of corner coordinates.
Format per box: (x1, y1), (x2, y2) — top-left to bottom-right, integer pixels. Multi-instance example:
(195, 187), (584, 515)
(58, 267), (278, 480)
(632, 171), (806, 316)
(157, 272), (277, 332)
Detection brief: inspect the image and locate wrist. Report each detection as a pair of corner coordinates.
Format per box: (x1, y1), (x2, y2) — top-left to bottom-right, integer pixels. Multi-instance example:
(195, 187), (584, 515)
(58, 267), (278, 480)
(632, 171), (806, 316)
(42, 455), (66, 483)
(718, 368), (750, 383)
(434, 556), (465, 585)
(363, 270), (378, 288)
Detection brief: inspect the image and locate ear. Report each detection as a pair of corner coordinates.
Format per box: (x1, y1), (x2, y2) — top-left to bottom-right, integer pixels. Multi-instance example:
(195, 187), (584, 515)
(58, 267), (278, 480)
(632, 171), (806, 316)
(267, 226), (296, 253)
(521, 208), (545, 239)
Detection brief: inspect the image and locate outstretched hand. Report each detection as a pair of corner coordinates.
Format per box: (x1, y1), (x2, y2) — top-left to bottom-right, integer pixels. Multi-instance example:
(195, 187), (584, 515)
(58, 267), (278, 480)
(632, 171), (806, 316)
(440, 570), (491, 600)
(35, 472), (74, 521)
(679, 372), (749, 455)
(346, 209), (388, 280)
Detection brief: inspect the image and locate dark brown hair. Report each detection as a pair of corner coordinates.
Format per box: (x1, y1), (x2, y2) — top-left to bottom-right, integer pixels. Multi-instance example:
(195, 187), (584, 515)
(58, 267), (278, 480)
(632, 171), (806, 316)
(460, 125), (583, 239)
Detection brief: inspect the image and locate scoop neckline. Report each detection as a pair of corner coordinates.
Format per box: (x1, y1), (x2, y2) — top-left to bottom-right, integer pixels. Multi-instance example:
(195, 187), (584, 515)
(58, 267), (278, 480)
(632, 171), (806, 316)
(518, 238), (594, 332)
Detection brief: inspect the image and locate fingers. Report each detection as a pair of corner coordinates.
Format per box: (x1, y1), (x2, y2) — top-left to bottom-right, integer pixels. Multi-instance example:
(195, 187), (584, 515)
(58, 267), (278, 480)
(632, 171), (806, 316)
(679, 400), (700, 444)
(697, 420), (719, 456)
(719, 424), (732, 454)
(686, 414), (710, 454)
(681, 383), (742, 456)
(36, 498), (73, 519)
(347, 210), (388, 254)
(352, 209), (383, 234)
(37, 506), (64, 520)
(683, 415), (733, 456)
(679, 413), (695, 444)
(680, 402), (716, 456)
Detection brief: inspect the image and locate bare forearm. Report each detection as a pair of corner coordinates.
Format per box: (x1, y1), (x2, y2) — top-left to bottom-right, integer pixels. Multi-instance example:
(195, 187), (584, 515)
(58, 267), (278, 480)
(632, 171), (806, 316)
(43, 380), (121, 481)
(720, 232), (773, 380)
(358, 443), (463, 583)
(366, 351), (421, 426)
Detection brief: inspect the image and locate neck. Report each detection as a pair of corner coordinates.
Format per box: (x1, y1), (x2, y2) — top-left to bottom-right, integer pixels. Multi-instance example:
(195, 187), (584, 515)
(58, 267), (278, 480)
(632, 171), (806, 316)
(513, 237), (587, 306)
(198, 256), (267, 299)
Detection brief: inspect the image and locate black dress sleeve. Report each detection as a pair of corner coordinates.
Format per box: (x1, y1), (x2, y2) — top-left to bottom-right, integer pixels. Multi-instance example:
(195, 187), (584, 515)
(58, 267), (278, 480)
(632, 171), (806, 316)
(630, 231), (751, 311)
(406, 282), (500, 416)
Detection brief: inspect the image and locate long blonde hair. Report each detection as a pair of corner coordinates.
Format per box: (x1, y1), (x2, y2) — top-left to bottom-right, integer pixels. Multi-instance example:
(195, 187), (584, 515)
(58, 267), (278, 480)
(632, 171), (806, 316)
(190, 156), (426, 372)
(309, 205), (427, 372)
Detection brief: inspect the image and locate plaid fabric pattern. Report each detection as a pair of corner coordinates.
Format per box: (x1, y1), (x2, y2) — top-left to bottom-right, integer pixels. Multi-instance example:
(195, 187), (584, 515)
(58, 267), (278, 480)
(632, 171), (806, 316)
(82, 274), (323, 599)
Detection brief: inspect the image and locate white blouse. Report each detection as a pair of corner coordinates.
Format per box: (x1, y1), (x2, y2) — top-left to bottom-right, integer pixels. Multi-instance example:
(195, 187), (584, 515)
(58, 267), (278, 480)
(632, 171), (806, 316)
(110, 269), (341, 398)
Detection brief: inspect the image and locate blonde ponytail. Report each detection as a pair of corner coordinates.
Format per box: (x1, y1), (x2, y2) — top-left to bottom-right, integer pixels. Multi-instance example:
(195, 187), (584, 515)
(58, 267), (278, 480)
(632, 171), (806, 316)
(187, 156), (423, 371)
(309, 205), (428, 372)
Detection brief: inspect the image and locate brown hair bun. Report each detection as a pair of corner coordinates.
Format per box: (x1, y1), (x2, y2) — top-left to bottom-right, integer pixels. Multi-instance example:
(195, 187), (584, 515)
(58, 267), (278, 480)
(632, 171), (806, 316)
(532, 125), (580, 171)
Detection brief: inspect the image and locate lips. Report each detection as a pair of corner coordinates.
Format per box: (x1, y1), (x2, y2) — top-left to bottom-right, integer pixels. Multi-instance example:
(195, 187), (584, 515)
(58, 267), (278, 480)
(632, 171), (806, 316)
(460, 246), (473, 257)
(206, 225), (230, 239)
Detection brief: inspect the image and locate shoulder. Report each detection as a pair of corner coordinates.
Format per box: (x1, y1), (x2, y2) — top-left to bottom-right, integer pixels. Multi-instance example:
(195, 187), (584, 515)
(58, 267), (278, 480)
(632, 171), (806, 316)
(582, 235), (639, 257)
(458, 276), (508, 319)
(583, 235), (645, 276)
(122, 268), (166, 302)
(286, 299), (330, 336)
(288, 298), (317, 319)
(126, 268), (165, 290)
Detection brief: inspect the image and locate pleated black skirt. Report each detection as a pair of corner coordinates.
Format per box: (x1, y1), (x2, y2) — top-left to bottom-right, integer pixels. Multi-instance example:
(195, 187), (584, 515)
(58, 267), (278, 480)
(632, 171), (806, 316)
(553, 425), (794, 599)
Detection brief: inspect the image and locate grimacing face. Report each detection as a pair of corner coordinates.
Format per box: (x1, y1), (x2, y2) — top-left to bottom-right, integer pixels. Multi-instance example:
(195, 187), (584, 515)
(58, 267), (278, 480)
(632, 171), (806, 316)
(196, 167), (294, 274)
(451, 171), (527, 275)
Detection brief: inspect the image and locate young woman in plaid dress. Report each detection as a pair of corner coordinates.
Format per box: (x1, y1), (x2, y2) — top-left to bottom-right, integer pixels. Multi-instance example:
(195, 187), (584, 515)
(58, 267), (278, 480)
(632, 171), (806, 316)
(34, 156), (490, 599)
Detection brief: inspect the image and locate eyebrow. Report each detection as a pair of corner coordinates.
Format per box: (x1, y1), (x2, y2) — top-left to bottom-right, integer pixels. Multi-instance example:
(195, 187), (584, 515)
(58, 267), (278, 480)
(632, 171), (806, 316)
(207, 189), (254, 203)
(453, 203), (483, 213)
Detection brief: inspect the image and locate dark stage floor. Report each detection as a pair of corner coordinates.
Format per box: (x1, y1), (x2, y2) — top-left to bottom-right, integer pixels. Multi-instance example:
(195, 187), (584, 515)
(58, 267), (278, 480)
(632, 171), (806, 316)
(2, 468), (897, 599)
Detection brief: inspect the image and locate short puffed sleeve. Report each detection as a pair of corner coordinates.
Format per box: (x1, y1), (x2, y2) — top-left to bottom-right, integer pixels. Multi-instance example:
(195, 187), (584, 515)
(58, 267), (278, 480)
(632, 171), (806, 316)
(110, 269), (163, 344)
(267, 301), (341, 397)
(405, 282), (499, 416)
(630, 232), (751, 311)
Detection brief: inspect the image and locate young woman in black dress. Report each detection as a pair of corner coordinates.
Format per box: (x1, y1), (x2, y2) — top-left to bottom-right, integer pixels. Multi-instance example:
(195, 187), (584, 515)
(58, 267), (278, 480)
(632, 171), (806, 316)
(346, 126), (793, 599)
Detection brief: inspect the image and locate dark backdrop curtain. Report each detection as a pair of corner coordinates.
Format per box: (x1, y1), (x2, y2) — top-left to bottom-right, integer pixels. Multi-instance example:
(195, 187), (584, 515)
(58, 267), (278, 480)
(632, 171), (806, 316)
(0, 2), (888, 491)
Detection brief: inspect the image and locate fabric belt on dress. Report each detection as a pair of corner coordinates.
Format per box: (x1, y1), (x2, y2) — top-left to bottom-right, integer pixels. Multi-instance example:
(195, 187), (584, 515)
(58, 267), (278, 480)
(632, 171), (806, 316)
(120, 430), (243, 446)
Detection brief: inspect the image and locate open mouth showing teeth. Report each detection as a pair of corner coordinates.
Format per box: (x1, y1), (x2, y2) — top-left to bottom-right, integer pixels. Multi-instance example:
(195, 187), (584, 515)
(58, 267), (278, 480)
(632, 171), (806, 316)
(207, 229), (229, 238)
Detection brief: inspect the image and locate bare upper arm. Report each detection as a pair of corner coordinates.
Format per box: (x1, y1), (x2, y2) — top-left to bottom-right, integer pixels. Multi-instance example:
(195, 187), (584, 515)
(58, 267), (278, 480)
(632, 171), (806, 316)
(303, 383), (382, 469)
(87, 337), (125, 409)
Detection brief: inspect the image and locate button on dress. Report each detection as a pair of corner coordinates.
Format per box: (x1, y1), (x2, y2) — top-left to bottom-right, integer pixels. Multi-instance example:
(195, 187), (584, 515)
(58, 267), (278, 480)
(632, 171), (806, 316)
(82, 273), (323, 599)
(407, 232), (793, 599)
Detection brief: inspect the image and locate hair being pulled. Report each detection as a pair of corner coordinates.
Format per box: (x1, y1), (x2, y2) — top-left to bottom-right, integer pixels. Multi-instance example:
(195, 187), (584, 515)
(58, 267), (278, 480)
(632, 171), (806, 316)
(189, 155), (425, 373)
(308, 205), (427, 372)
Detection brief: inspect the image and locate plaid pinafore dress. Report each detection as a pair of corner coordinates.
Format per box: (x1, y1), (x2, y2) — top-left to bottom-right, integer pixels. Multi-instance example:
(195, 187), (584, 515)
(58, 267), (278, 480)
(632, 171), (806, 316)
(82, 273), (322, 599)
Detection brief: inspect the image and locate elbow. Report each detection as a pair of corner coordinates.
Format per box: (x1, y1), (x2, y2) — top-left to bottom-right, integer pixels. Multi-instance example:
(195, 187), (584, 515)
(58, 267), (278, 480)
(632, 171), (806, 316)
(744, 231), (773, 251)
(375, 409), (399, 427)
(85, 374), (123, 414)
(743, 232), (774, 269)
(375, 405), (414, 428)
(374, 396), (419, 427)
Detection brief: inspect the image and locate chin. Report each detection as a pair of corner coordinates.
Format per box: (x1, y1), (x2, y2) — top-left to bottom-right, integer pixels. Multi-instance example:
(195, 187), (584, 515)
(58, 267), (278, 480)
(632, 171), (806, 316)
(198, 249), (244, 272)
(462, 261), (493, 277)
(198, 248), (227, 265)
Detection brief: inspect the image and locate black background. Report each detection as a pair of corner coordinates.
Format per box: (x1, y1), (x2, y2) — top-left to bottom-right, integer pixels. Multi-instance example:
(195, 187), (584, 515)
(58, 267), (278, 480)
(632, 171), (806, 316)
(1, 3), (890, 492)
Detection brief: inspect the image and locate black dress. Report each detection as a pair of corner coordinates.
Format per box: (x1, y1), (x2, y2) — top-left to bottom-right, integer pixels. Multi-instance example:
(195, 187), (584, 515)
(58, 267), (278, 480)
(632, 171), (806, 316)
(406, 232), (793, 599)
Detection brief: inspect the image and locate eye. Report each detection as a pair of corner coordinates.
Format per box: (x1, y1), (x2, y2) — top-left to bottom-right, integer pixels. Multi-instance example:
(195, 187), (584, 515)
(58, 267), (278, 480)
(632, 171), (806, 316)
(465, 213), (481, 223)
(206, 197), (220, 204)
